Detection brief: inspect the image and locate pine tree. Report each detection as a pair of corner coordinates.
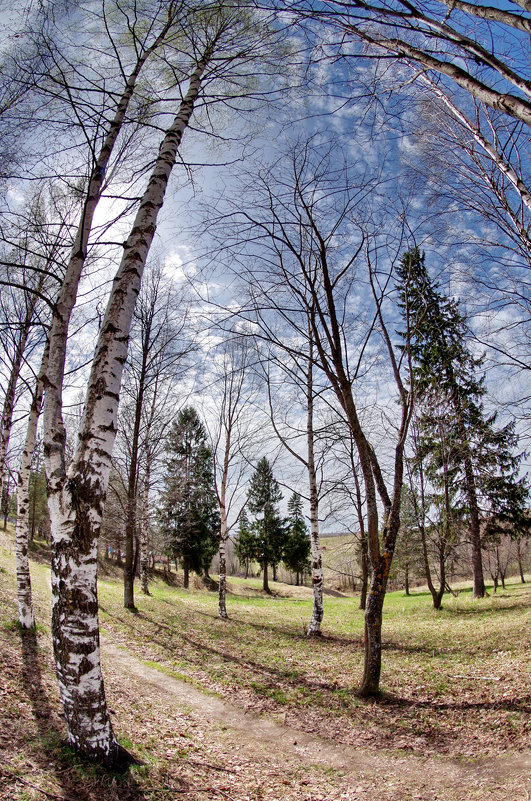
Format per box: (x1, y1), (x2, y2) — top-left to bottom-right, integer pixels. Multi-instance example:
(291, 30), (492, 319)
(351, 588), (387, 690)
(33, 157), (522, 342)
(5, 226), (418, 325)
(283, 493), (311, 586)
(397, 248), (529, 598)
(246, 457), (286, 593)
(158, 407), (220, 588)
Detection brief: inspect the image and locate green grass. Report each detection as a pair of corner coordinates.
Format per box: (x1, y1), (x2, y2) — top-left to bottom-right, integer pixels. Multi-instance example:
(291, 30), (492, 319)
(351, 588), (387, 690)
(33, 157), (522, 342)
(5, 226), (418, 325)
(1, 526), (530, 767)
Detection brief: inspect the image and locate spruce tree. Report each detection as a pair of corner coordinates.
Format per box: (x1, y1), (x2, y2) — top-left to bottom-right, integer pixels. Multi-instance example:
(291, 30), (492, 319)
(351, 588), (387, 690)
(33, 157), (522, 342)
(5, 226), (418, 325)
(158, 407), (220, 588)
(246, 457), (286, 593)
(283, 493), (311, 586)
(234, 508), (255, 579)
(397, 248), (529, 598)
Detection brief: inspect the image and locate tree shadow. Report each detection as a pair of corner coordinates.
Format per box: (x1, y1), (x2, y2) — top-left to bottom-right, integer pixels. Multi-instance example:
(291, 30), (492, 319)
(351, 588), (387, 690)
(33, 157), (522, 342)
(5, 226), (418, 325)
(18, 626), (151, 800)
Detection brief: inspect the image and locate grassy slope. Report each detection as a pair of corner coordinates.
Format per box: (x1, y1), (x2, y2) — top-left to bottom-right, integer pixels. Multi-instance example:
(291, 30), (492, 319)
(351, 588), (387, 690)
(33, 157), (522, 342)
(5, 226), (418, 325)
(0, 527), (530, 800)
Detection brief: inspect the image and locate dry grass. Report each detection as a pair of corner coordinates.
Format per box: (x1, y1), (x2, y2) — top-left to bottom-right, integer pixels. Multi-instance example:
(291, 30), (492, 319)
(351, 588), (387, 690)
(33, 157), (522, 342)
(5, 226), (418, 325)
(0, 527), (530, 801)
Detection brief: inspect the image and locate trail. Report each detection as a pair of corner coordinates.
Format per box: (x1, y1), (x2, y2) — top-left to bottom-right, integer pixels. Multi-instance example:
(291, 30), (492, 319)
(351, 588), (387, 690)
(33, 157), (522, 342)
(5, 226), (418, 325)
(102, 640), (531, 800)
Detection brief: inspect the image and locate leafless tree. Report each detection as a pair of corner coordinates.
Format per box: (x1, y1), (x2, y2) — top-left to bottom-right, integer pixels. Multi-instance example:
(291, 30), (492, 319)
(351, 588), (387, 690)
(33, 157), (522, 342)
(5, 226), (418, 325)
(207, 136), (416, 695)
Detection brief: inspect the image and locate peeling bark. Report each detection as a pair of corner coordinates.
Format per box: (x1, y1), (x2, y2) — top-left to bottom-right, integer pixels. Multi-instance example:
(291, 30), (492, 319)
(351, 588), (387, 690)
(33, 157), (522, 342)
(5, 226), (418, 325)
(44, 56), (208, 764)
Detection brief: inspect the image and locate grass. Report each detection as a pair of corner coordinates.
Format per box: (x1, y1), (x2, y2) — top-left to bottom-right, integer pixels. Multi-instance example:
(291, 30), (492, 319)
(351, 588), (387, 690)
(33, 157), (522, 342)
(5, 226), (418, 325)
(0, 525), (530, 800)
(93, 553), (531, 760)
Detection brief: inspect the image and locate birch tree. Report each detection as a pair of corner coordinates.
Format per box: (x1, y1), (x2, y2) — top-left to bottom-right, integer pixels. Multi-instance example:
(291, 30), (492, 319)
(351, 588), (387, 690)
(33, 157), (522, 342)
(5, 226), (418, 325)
(279, 1), (531, 127)
(205, 338), (257, 619)
(41, 4), (280, 764)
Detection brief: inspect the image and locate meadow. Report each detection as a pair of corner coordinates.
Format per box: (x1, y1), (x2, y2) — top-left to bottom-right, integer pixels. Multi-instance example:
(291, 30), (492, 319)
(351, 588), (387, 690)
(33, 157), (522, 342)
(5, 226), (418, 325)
(0, 528), (529, 800)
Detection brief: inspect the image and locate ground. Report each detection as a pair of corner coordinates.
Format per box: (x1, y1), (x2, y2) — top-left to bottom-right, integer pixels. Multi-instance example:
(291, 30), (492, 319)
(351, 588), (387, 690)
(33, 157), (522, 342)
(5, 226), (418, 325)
(0, 530), (530, 800)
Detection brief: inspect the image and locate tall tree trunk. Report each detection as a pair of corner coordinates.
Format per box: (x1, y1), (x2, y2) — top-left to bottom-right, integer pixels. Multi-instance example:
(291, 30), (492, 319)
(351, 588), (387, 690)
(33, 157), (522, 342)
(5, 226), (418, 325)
(218, 494), (228, 619)
(183, 563), (189, 589)
(404, 561), (410, 595)
(44, 56), (208, 766)
(516, 539), (526, 583)
(359, 538), (368, 611)
(306, 337), (323, 636)
(15, 346), (48, 629)
(0, 294), (37, 504)
(218, 536), (228, 618)
(140, 466), (151, 595)
(360, 565), (386, 697)
(463, 453), (485, 598)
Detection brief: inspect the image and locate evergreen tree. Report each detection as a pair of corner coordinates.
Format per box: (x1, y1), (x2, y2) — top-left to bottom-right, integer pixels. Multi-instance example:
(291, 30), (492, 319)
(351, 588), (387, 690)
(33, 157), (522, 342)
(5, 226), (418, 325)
(283, 493), (311, 586)
(234, 508), (255, 579)
(397, 248), (529, 598)
(158, 407), (220, 588)
(246, 457), (286, 593)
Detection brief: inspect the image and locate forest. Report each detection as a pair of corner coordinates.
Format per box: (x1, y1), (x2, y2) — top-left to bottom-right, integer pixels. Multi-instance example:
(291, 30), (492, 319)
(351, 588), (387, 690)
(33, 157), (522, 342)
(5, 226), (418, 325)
(0, 1), (530, 799)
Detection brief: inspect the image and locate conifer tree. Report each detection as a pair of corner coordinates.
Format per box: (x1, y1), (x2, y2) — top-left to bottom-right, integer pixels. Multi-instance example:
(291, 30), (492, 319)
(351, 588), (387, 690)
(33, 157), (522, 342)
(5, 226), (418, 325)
(283, 492), (311, 586)
(397, 248), (529, 598)
(158, 407), (220, 588)
(234, 508), (255, 579)
(246, 457), (286, 593)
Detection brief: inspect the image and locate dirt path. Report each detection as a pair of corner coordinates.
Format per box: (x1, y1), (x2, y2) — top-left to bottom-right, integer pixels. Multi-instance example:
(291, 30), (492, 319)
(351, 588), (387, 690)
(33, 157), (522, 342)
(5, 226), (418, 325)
(102, 640), (531, 801)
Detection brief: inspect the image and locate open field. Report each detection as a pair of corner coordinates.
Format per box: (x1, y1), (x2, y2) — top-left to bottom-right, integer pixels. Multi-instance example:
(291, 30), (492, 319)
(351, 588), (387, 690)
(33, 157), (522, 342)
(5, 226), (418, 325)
(0, 527), (530, 800)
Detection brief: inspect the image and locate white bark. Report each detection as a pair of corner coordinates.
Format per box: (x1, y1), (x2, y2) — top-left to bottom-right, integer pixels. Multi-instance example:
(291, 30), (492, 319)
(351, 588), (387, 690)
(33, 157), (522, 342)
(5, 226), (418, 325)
(15, 356), (47, 630)
(46, 56), (208, 764)
(420, 73), (531, 215)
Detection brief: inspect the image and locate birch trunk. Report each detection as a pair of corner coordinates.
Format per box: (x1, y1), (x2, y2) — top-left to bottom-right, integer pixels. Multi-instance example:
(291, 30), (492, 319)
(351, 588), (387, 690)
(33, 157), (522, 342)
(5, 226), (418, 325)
(45, 57), (208, 765)
(218, 517), (228, 619)
(15, 347), (48, 629)
(0, 297), (35, 502)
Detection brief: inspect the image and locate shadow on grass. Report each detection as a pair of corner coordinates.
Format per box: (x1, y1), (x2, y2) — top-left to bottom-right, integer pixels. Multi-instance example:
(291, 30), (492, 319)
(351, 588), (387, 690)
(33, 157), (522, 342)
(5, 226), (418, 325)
(18, 626), (151, 800)
(102, 607), (354, 694)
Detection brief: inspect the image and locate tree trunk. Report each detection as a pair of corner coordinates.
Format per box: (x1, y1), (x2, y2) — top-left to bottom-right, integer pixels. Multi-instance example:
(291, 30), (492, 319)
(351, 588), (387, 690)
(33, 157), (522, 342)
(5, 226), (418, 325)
(44, 56), (208, 765)
(123, 515), (136, 609)
(0, 292), (37, 505)
(15, 358), (47, 630)
(516, 539), (526, 583)
(404, 561), (410, 595)
(462, 447), (485, 598)
(263, 560), (270, 594)
(140, 469), (151, 595)
(183, 564), (189, 589)
(306, 338), (323, 636)
(218, 543), (228, 619)
(359, 566), (386, 697)
(218, 500), (228, 619)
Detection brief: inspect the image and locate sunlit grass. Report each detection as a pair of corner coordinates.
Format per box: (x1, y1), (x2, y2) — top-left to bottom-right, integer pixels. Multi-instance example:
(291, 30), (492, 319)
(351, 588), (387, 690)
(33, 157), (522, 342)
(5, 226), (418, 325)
(1, 526), (530, 761)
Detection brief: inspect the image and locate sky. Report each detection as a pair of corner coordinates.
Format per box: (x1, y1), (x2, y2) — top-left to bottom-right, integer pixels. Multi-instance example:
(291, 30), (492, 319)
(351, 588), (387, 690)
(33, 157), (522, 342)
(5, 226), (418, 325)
(1, 0), (531, 530)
